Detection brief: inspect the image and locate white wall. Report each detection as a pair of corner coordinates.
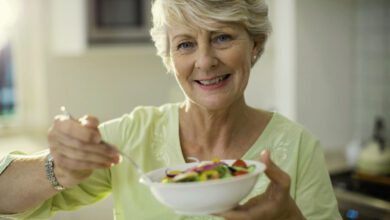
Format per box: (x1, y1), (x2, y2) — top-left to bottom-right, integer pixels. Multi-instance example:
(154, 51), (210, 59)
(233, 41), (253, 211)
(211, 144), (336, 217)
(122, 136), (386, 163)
(296, 0), (356, 148)
(46, 45), (178, 122)
(354, 0), (390, 141)
(9, 0), (49, 133)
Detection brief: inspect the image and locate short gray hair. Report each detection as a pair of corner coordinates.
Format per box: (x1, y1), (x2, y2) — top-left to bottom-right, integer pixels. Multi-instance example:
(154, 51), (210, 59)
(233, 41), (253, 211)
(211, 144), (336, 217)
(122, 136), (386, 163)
(150, 0), (272, 73)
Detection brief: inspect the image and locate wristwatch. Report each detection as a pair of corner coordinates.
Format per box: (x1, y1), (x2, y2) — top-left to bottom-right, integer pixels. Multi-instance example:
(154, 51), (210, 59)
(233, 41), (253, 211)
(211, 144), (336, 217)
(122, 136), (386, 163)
(45, 154), (65, 191)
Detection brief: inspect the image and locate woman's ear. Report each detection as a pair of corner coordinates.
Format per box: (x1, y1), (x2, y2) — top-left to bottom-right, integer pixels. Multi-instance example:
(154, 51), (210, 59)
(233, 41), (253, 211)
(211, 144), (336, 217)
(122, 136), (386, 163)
(252, 34), (267, 58)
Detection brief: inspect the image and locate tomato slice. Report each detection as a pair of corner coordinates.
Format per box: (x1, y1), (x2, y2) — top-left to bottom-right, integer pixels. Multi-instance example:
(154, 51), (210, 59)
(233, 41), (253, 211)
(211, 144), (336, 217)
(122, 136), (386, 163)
(232, 159), (247, 168)
(233, 170), (248, 176)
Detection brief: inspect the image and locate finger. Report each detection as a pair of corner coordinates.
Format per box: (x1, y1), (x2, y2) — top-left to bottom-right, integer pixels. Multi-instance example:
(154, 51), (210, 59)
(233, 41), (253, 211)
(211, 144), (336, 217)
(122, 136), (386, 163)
(50, 142), (111, 170)
(260, 149), (291, 190)
(79, 115), (100, 129)
(79, 115), (103, 143)
(214, 210), (248, 220)
(239, 195), (266, 209)
(54, 152), (111, 170)
(53, 115), (100, 143)
(49, 129), (118, 158)
(54, 142), (118, 165)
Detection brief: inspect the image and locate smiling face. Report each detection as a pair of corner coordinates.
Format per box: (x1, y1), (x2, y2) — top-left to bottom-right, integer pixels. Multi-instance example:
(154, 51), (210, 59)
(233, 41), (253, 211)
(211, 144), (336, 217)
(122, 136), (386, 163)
(169, 23), (259, 111)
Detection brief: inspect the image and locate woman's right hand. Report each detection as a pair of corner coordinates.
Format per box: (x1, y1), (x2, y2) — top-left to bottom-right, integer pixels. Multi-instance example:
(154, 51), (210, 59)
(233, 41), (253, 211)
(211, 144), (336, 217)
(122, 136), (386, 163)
(217, 150), (305, 220)
(47, 114), (120, 188)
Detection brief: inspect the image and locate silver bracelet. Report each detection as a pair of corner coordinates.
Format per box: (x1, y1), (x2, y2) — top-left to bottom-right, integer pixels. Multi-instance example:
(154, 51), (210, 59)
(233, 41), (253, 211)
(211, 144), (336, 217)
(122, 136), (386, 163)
(45, 154), (65, 191)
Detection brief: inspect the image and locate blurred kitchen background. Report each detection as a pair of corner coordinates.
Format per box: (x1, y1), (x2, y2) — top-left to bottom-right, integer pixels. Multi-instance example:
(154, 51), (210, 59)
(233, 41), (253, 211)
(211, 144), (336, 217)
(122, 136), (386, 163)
(0, 0), (389, 219)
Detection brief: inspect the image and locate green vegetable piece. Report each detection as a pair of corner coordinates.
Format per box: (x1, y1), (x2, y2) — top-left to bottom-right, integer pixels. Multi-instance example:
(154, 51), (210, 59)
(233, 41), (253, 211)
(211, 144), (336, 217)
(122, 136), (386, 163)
(161, 177), (173, 183)
(199, 170), (219, 181)
(247, 165), (256, 173)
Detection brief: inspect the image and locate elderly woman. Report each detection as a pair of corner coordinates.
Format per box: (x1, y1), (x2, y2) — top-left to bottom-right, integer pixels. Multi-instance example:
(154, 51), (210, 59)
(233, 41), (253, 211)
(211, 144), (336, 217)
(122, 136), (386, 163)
(0, 0), (341, 219)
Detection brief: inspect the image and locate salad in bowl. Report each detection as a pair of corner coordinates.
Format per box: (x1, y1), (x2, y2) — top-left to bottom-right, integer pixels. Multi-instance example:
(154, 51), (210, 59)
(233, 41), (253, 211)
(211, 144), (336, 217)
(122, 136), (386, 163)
(140, 159), (266, 215)
(161, 159), (256, 183)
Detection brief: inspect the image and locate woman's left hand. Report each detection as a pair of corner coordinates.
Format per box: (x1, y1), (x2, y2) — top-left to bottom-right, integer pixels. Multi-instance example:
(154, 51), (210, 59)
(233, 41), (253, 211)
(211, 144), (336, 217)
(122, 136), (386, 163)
(217, 150), (306, 220)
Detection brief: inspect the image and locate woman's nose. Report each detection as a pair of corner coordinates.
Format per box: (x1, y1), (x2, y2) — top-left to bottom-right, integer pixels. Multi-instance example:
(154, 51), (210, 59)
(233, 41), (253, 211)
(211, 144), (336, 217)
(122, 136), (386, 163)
(194, 47), (218, 71)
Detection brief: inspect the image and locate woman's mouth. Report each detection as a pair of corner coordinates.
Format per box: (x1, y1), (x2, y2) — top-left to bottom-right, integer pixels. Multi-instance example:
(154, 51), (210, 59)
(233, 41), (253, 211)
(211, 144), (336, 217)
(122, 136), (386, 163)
(195, 74), (230, 86)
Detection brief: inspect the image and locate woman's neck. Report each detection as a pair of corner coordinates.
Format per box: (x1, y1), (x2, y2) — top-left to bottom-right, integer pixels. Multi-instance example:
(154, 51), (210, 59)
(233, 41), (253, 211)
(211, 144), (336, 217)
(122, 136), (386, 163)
(179, 98), (270, 160)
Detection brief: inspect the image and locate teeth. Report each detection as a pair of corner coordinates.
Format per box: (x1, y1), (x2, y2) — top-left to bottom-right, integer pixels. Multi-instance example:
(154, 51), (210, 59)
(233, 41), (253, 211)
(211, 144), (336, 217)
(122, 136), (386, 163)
(199, 75), (226, 86)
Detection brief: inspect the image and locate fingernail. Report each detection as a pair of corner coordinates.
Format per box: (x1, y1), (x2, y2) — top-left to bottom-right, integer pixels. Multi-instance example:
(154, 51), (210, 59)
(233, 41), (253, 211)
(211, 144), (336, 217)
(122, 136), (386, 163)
(260, 149), (269, 163)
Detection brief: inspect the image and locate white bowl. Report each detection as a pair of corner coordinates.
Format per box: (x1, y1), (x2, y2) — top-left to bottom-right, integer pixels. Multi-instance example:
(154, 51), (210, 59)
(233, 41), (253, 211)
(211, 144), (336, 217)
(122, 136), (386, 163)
(140, 160), (266, 215)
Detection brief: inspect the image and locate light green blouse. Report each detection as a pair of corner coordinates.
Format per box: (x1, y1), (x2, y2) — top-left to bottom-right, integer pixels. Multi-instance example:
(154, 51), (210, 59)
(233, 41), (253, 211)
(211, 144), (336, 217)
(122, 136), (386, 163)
(0, 103), (342, 220)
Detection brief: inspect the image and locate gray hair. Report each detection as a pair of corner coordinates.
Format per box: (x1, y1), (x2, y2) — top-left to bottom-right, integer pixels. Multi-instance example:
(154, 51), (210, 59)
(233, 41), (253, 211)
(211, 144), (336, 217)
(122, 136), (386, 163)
(150, 0), (272, 73)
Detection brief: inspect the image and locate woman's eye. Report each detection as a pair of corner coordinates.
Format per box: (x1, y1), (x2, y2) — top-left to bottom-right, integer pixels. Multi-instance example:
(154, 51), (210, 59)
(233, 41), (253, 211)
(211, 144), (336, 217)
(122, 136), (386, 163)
(214, 34), (232, 43)
(177, 41), (194, 50)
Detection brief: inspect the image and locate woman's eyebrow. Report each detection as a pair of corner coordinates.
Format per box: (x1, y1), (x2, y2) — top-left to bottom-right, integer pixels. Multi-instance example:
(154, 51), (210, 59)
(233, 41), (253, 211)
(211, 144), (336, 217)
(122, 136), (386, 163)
(171, 34), (192, 42)
(170, 26), (236, 42)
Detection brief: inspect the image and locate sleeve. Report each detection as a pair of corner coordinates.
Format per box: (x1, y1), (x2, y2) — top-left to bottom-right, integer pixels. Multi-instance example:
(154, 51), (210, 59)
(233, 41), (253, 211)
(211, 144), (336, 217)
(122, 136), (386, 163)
(294, 132), (343, 220)
(0, 151), (25, 175)
(0, 152), (112, 219)
(97, 106), (155, 148)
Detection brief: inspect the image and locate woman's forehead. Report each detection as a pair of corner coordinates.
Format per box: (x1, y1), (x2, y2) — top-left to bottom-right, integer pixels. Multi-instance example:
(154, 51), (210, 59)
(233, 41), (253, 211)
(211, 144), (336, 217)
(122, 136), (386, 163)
(167, 22), (241, 37)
